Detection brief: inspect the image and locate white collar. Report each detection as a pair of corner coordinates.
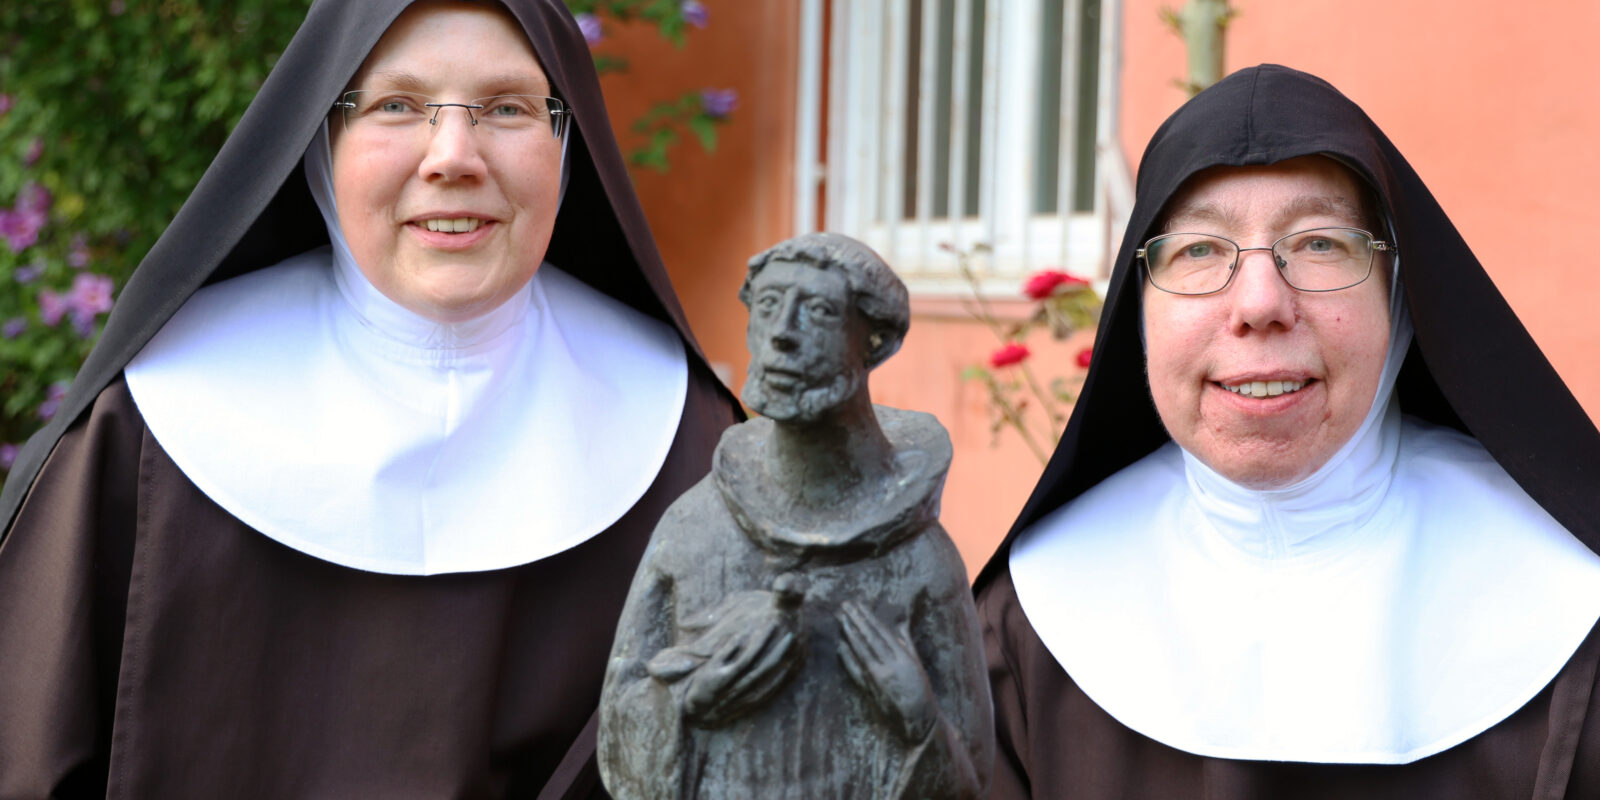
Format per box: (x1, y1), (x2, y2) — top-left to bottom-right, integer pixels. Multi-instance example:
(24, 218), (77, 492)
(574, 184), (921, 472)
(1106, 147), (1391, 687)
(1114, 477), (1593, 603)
(1009, 272), (1600, 763)
(122, 126), (687, 575)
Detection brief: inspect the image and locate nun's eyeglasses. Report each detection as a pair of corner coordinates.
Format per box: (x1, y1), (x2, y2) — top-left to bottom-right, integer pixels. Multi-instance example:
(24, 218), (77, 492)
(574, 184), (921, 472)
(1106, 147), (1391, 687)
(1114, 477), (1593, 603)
(1138, 227), (1394, 295)
(334, 90), (571, 139)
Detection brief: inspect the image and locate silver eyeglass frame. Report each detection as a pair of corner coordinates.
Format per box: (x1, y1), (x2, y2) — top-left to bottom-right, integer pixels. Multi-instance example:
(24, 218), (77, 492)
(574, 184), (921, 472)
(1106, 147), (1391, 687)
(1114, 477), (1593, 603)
(332, 91), (572, 139)
(1136, 226), (1396, 296)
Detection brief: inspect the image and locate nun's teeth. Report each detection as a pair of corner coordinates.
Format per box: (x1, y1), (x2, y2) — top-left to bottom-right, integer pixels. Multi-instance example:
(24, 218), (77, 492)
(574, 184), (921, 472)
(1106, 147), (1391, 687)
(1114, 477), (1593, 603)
(423, 217), (483, 233)
(1224, 380), (1306, 397)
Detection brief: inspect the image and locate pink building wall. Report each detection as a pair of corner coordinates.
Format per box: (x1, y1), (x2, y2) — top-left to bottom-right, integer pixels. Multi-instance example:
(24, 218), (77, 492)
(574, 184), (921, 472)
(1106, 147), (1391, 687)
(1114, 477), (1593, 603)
(599, 1), (1600, 577)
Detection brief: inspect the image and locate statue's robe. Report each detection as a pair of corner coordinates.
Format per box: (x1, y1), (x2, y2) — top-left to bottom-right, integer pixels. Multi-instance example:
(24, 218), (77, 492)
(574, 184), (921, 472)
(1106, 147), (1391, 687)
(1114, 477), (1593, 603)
(600, 407), (993, 800)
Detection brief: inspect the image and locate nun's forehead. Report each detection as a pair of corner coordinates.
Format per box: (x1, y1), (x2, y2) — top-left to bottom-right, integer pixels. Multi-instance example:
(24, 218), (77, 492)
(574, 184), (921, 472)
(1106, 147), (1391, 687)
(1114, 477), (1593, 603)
(1153, 155), (1382, 234)
(345, 0), (549, 93)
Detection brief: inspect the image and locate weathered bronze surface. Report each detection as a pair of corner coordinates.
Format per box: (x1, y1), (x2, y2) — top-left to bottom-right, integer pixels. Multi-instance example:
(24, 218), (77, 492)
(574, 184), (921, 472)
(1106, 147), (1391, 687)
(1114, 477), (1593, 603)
(599, 233), (994, 799)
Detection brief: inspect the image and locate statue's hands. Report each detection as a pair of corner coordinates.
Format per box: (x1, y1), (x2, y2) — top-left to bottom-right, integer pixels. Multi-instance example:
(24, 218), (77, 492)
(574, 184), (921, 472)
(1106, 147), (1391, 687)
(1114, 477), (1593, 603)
(836, 601), (938, 743)
(681, 618), (801, 728)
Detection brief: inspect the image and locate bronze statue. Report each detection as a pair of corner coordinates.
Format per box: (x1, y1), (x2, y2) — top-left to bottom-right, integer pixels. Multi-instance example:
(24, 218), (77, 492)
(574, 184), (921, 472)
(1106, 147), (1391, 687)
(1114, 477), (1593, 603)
(598, 233), (993, 799)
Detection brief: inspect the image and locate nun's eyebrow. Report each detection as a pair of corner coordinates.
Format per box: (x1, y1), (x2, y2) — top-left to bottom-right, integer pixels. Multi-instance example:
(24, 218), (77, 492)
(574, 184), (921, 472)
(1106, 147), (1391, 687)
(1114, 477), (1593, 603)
(1163, 201), (1236, 232)
(1164, 195), (1364, 233)
(366, 69), (549, 95)
(1270, 195), (1364, 229)
(367, 69), (430, 92)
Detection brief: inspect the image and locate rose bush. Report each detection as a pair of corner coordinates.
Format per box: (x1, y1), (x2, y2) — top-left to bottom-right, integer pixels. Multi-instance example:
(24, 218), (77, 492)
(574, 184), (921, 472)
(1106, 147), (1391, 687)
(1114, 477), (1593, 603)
(950, 243), (1102, 465)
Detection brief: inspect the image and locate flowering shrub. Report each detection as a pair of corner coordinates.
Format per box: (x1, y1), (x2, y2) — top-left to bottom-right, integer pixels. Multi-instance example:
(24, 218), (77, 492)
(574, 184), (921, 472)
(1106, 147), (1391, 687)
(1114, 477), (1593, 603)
(988, 343), (1031, 368)
(1, 0), (315, 478)
(949, 243), (1102, 465)
(0, 0), (735, 483)
(565, 0), (737, 172)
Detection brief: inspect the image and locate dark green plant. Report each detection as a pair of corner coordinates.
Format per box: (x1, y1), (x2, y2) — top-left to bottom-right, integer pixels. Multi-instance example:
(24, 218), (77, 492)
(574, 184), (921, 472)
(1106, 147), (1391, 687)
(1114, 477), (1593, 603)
(0, 0), (314, 471)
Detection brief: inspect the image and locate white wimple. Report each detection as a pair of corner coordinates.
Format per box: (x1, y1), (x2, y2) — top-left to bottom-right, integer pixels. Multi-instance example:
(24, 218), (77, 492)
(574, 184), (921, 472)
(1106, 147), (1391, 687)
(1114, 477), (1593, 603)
(124, 124), (686, 575)
(1010, 263), (1600, 763)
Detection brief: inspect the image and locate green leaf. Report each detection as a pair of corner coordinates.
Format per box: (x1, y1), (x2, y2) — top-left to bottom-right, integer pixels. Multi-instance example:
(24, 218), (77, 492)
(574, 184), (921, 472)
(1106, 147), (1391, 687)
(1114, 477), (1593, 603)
(688, 116), (717, 151)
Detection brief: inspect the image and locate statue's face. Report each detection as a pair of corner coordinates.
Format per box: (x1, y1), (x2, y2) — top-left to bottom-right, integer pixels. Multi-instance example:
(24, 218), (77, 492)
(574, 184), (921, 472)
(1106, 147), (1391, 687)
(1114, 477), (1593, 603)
(742, 260), (865, 422)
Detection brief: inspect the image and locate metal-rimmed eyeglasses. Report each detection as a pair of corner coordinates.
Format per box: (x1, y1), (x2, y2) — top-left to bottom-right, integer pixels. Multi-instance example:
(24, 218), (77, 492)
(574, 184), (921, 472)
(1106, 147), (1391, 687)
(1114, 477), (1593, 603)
(334, 90), (571, 140)
(1137, 227), (1395, 295)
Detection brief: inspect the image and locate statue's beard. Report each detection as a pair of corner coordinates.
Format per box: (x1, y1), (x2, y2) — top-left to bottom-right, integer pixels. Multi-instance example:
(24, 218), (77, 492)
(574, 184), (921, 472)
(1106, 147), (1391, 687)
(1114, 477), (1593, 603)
(742, 366), (860, 424)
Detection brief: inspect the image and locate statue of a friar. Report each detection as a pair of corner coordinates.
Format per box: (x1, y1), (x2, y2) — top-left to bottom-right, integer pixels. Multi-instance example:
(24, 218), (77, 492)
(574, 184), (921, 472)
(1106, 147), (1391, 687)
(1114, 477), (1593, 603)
(598, 233), (993, 800)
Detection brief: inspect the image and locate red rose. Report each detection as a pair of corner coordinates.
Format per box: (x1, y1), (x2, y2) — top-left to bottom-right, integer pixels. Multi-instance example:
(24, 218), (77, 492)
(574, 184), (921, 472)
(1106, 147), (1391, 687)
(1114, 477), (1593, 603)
(1075, 346), (1093, 368)
(1022, 269), (1090, 300)
(989, 342), (1030, 368)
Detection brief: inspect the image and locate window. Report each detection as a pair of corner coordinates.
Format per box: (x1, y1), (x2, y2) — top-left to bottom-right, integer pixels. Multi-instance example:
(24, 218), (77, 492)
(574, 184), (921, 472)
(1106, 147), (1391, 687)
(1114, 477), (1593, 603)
(796, 0), (1131, 295)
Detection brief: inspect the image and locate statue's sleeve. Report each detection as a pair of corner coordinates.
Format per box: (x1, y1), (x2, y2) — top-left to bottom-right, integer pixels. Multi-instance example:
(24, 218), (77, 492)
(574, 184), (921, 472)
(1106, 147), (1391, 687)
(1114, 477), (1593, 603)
(892, 524), (996, 800)
(597, 499), (692, 800)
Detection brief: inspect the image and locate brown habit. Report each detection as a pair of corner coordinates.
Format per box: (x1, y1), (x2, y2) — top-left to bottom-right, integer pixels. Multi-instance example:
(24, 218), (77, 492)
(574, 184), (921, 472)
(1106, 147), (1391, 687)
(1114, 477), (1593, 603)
(981, 571), (1600, 799)
(0, 0), (741, 796)
(973, 66), (1600, 798)
(0, 375), (731, 798)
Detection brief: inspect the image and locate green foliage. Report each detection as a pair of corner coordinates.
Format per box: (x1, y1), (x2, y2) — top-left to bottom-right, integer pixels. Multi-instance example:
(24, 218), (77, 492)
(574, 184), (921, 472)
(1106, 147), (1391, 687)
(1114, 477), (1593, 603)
(0, 0), (313, 464)
(565, 0), (732, 171)
(628, 90), (726, 172)
(565, 0), (698, 47)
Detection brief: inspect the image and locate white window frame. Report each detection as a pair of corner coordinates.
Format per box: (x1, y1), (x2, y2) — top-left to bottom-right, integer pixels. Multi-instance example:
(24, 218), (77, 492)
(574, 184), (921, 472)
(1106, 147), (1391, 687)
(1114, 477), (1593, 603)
(794, 0), (1132, 298)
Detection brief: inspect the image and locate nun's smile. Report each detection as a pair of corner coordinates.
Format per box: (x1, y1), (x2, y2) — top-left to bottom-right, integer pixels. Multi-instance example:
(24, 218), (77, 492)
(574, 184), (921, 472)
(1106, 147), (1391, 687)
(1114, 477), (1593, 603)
(1141, 157), (1391, 489)
(331, 0), (563, 324)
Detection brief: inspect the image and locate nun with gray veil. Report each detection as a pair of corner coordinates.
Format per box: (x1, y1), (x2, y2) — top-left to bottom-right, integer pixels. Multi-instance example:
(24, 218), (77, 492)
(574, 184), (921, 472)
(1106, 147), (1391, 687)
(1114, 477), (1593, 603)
(0, 0), (738, 796)
(976, 65), (1600, 797)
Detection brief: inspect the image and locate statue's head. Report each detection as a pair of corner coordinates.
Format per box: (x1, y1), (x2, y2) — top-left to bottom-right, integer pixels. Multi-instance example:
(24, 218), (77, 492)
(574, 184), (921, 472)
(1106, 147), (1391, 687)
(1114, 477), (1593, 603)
(739, 233), (910, 423)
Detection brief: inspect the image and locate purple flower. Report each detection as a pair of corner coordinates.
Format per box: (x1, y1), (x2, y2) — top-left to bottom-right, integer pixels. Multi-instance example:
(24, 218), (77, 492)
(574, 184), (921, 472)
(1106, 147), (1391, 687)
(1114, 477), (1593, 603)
(13, 262), (41, 284)
(0, 443), (18, 472)
(2, 317), (26, 339)
(38, 289), (68, 325)
(17, 183), (52, 214)
(69, 310), (97, 338)
(575, 13), (602, 44)
(110, 0), (126, 15)
(681, 1), (709, 28)
(0, 208), (46, 252)
(68, 234), (90, 268)
(0, 183), (51, 251)
(69, 272), (115, 316)
(37, 381), (68, 421)
(0, 94), (12, 115)
(700, 88), (738, 118)
(23, 137), (43, 167)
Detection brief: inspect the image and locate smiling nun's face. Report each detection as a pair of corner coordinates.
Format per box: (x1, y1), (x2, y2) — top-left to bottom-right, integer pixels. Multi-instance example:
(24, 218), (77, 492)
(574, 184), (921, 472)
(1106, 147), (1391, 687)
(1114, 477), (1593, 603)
(331, 0), (563, 323)
(1142, 156), (1391, 489)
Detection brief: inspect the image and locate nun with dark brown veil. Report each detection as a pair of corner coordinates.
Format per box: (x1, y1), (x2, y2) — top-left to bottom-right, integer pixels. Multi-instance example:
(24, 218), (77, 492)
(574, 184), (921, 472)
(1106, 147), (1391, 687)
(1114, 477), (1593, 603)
(0, 1), (738, 796)
(976, 65), (1600, 798)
